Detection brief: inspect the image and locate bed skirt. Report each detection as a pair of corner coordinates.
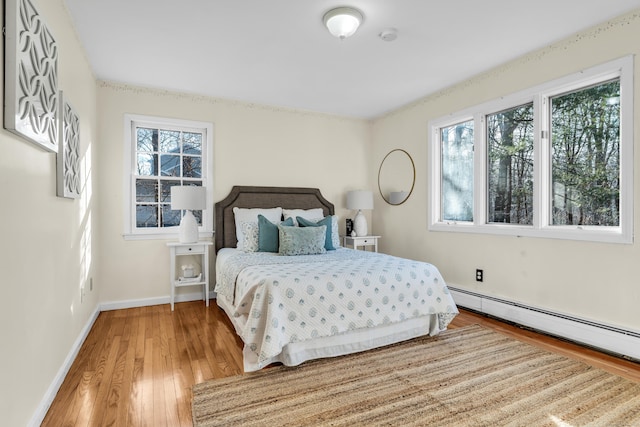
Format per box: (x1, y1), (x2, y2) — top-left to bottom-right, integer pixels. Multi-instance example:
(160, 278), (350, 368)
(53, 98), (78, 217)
(216, 294), (446, 372)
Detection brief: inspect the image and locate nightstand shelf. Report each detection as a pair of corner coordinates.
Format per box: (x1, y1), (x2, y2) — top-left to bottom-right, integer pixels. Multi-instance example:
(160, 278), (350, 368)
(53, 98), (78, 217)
(167, 241), (212, 311)
(343, 235), (381, 252)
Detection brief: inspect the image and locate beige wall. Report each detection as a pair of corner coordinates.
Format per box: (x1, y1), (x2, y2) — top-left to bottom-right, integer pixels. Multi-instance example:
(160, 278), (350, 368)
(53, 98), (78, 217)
(0, 1), (98, 426)
(371, 10), (640, 332)
(96, 83), (372, 303)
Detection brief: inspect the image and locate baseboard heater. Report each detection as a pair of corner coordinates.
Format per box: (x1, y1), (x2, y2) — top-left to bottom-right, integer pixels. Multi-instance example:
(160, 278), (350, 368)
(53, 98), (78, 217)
(449, 286), (640, 362)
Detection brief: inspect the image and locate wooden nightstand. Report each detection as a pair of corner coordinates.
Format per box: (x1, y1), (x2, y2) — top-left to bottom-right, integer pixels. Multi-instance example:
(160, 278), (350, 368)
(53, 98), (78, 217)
(343, 235), (381, 252)
(167, 241), (212, 311)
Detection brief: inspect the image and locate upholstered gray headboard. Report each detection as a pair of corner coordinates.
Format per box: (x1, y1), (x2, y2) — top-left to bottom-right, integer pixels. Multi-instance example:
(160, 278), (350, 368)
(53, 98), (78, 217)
(214, 186), (335, 252)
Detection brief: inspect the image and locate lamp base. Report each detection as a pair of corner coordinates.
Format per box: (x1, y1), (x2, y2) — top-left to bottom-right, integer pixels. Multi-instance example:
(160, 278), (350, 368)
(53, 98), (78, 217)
(179, 210), (199, 243)
(353, 210), (368, 236)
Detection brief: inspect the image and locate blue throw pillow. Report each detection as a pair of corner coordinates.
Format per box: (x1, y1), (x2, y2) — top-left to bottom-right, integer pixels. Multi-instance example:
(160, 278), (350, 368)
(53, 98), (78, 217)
(258, 215), (294, 252)
(297, 216), (335, 250)
(278, 224), (327, 256)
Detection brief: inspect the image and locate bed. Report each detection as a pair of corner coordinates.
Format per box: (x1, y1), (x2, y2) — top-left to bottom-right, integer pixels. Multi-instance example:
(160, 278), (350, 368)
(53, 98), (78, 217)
(214, 186), (458, 372)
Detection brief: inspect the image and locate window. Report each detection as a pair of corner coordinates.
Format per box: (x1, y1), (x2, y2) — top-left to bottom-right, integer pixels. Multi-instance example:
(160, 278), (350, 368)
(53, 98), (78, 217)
(487, 103), (534, 225)
(124, 115), (214, 239)
(441, 120), (474, 222)
(429, 57), (633, 243)
(550, 79), (620, 227)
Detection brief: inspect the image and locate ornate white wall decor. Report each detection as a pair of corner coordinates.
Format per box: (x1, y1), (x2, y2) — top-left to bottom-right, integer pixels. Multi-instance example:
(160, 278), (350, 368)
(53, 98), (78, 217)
(57, 92), (81, 199)
(4, 0), (59, 152)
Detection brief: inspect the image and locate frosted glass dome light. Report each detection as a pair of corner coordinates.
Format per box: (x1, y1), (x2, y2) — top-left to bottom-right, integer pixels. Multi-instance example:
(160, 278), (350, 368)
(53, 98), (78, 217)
(323, 7), (364, 40)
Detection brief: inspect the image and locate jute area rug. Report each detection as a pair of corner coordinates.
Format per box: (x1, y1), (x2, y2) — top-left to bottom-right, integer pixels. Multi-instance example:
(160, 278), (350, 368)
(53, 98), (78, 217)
(192, 324), (640, 426)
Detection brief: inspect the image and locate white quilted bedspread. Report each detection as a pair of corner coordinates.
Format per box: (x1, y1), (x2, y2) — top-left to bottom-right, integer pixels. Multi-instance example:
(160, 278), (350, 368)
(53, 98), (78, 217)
(215, 248), (458, 370)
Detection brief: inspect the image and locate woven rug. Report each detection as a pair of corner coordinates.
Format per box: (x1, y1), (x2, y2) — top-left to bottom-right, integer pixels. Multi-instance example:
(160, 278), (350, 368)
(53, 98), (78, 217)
(192, 324), (640, 426)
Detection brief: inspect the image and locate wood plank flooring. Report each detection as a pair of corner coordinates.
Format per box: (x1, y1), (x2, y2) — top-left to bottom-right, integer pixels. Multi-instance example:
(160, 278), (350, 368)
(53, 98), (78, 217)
(41, 302), (640, 426)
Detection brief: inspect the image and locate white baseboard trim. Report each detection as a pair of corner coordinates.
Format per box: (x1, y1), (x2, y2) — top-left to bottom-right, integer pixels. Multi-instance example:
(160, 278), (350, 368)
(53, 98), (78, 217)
(100, 291), (213, 311)
(29, 291), (217, 426)
(449, 286), (640, 361)
(28, 305), (101, 427)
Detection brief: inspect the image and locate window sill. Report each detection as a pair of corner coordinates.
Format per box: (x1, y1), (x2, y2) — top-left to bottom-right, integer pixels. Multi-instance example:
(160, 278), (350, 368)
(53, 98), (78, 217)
(123, 231), (214, 241)
(428, 222), (631, 244)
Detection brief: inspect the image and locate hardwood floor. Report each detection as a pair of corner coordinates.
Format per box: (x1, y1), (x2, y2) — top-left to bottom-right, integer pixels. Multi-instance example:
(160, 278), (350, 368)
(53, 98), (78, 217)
(41, 302), (640, 426)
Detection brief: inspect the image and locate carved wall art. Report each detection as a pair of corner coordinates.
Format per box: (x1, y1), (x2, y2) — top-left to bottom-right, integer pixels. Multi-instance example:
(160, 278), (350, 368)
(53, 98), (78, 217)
(57, 92), (81, 198)
(4, 0), (59, 152)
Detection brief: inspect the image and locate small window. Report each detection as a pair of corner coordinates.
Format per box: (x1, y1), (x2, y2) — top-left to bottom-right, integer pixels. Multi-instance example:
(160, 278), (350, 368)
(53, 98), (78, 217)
(124, 115), (213, 239)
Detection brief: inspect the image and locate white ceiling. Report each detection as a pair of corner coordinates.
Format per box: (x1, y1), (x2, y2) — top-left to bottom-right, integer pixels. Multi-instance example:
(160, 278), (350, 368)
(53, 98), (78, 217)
(64, 1), (640, 119)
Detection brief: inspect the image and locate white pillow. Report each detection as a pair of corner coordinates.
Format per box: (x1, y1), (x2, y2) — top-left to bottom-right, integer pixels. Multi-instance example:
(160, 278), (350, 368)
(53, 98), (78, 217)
(283, 208), (325, 226)
(233, 207), (282, 249)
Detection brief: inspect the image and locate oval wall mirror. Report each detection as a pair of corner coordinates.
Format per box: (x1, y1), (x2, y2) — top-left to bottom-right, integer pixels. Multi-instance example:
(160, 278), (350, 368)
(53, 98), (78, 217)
(378, 149), (415, 205)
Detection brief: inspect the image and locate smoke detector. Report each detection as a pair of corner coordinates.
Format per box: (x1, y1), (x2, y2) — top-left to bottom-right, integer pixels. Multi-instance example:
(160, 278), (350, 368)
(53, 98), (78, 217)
(378, 28), (398, 42)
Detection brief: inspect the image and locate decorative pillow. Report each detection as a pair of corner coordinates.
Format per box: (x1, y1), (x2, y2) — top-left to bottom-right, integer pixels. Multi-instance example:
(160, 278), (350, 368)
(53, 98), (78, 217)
(331, 215), (340, 248)
(283, 208), (324, 226)
(240, 221), (260, 252)
(278, 224), (327, 256)
(297, 216), (335, 250)
(258, 215), (294, 253)
(233, 207), (282, 250)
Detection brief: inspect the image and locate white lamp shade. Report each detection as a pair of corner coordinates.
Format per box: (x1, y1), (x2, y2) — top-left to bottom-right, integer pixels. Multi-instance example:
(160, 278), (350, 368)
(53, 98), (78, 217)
(170, 186), (206, 211)
(346, 190), (373, 210)
(323, 7), (363, 39)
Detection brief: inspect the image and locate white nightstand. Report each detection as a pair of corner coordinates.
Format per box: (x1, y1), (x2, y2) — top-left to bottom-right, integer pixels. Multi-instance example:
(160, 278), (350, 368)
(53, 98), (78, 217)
(167, 241), (213, 311)
(343, 235), (381, 253)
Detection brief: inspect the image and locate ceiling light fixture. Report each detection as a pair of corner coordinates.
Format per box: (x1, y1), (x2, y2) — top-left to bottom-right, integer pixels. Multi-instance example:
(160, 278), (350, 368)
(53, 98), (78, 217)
(323, 7), (364, 40)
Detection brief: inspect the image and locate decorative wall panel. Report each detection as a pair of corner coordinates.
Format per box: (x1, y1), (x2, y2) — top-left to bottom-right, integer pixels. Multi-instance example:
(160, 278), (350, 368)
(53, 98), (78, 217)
(57, 92), (81, 199)
(4, 0), (59, 152)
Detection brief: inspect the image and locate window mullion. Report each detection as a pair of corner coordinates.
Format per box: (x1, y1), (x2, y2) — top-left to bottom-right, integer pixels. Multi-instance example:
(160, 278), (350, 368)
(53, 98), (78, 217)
(475, 114), (486, 226)
(534, 94), (549, 230)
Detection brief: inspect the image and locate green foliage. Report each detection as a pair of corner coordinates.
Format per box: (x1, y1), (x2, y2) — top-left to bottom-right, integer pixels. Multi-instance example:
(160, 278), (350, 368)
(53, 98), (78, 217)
(551, 79), (620, 226)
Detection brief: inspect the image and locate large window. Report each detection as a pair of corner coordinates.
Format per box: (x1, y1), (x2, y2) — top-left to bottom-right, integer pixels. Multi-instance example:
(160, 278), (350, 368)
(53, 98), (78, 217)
(124, 115), (214, 239)
(550, 79), (620, 227)
(429, 57), (633, 243)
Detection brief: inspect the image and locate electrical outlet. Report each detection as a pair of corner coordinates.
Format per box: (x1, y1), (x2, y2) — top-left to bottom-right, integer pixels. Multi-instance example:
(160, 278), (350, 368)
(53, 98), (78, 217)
(475, 269), (484, 282)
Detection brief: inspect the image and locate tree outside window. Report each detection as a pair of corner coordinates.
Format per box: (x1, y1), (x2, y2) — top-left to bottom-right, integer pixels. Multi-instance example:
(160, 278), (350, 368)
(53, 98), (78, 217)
(487, 103), (534, 225)
(551, 79), (620, 226)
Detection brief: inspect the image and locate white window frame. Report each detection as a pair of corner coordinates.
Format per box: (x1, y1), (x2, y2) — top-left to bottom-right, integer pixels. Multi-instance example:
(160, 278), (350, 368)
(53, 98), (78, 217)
(428, 56), (633, 244)
(123, 114), (214, 240)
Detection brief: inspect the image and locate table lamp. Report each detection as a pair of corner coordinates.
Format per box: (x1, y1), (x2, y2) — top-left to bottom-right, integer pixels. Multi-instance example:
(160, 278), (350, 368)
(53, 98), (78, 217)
(171, 186), (206, 243)
(346, 190), (373, 236)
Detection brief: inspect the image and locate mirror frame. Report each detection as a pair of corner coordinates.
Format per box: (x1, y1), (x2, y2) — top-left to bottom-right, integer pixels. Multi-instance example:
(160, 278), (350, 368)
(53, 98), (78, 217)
(378, 148), (416, 206)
